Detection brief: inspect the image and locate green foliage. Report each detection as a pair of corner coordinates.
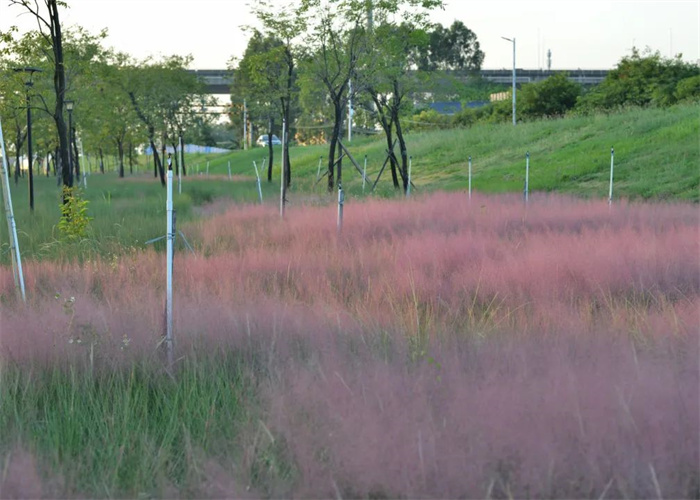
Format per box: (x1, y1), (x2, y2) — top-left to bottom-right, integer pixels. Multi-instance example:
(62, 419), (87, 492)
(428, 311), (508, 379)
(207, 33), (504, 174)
(576, 48), (700, 111)
(403, 109), (453, 132)
(414, 20), (484, 71)
(674, 75), (700, 102)
(0, 356), (253, 497)
(519, 73), (581, 119)
(58, 186), (92, 240)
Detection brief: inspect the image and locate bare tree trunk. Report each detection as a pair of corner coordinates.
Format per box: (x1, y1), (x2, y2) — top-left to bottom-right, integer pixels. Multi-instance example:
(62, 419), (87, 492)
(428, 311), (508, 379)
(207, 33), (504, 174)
(14, 149), (21, 185)
(394, 113), (409, 193)
(128, 141), (134, 174)
(99, 147), (105, 173)
(370, 92), (400, 189)
(171, 141), (179, 176)
(116, 138), (125, 178)
(151, 136), (165, 186)
(282, 104), (291, 188)
(327, 100), (344, 192)
(267, 115), (274, 182)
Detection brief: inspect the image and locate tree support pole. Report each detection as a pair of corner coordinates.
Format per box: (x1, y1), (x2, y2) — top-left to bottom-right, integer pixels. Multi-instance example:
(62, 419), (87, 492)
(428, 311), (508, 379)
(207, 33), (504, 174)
(0, 117), (26, 302)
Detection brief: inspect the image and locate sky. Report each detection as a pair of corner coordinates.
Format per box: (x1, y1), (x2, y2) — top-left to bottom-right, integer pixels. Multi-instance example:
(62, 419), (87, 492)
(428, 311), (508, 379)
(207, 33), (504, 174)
(0, 0), (698, 70)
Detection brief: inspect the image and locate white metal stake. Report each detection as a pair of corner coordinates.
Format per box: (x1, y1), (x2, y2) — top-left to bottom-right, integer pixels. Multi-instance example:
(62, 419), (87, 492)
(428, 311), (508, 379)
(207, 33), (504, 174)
(524, 152), (530, 204)
(316, 156), (322, 180)
(228, 160), (232, 180)
(0, 117), (26, 302)
(166, 158), (174, 368)
(280, 119), (286, 218)
(253, 161), (263, 203)
(468, 155), (472, 200)
(362, 155), (367, 192)
(348, 79), (353, 142)
(608, 147), (614, 205)
(337, 182), (344, 233)
(406, 156), (412, 197)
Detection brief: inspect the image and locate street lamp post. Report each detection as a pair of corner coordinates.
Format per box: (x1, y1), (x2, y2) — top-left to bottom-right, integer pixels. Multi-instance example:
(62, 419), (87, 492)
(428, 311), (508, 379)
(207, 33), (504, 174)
(501, 37), (516, 126)
(65, 100), (74, 186)
(13, 67), (42, 210)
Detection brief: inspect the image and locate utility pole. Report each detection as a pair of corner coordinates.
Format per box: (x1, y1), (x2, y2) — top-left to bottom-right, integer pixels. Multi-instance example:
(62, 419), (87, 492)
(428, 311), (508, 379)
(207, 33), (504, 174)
(501, 37), (516, 126)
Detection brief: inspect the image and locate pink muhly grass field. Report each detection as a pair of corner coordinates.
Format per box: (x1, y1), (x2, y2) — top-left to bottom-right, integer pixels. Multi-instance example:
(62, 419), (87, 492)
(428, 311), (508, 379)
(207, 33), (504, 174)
(1, 192), (698, 497)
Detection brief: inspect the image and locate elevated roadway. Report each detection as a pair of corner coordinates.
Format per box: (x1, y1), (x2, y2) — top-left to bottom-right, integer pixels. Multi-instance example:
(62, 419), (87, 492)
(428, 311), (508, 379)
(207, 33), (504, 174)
(188, 68), (609, 95)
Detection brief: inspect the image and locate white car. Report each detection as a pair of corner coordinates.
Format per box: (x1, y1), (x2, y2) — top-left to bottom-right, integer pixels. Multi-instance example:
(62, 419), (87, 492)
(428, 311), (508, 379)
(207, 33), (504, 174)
(256, 134), (282, 147)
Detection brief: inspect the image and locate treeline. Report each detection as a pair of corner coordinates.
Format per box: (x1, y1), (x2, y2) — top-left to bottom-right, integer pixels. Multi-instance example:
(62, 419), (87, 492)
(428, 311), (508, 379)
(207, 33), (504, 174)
(230, 0), (485, 194)
(0, 5), (218, 194)
(405, 48), (700, 131)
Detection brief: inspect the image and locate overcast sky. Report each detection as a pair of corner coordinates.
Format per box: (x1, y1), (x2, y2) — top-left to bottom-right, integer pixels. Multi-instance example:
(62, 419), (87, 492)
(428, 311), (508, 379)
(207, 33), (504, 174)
(1, 0), (698, 70)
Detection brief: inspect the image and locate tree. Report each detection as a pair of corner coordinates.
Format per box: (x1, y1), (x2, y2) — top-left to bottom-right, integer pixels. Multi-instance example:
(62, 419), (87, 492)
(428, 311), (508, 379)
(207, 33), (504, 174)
(363, 1), (445, 193)
(415, 21), (484, 72)
(121, 55), (203, 186)
(577, 48), (700, 111)
(366, 22), (428, 191)
(299, 0), (369, 191)
(231, 30), (286, 181)
(0, 54), (29, 183)
(519, 72), (581, 119)
(8, 0), (72, 193)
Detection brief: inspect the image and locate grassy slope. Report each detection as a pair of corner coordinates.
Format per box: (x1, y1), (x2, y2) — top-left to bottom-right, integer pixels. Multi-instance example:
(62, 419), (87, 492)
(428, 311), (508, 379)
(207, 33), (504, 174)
(0, 103), (696, 262)
(197, 103), (699, 201)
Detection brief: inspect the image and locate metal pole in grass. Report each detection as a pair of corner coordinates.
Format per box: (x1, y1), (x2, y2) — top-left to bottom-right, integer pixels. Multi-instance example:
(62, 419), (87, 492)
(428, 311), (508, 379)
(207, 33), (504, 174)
(0, 117), (26, 302)
(362, 155), (367, 192)
(253, 161), (263, 203)
(228, 160), (232, 180)
(280, 118), (286, 218)
(406, 156), (412, 197)
(178, 134), (183, 194)
(316, 156), (323, 180)
(243, 99), (248, 150)
(337, 181), (344, 233)
(468, 155), (472, 200)
(524, 152), (529, 204)
(608, 147), (614, 205)
(165, 153), (174, 368)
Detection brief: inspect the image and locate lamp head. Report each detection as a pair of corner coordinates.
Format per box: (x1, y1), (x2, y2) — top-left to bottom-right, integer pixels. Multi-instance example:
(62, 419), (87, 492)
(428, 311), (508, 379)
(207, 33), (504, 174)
(65, 100), (74, 111)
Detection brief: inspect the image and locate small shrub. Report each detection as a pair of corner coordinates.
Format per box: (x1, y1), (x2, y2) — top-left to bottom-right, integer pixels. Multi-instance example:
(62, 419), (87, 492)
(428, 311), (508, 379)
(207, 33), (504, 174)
(58, 186), (92, 240)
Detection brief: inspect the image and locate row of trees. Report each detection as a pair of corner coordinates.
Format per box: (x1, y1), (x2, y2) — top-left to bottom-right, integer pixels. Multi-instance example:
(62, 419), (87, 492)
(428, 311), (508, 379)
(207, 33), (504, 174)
(230, 0), (485, 193)
(0, 0), (217, 211)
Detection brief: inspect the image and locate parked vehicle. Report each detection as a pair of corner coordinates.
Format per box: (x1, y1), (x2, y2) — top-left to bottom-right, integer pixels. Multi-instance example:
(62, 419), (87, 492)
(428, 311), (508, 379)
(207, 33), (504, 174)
(256, 134), (282, 147)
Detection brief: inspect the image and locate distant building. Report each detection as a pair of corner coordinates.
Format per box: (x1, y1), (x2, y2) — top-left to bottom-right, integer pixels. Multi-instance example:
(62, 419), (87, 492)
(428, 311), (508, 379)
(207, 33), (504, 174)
(490, 91), (511, 102)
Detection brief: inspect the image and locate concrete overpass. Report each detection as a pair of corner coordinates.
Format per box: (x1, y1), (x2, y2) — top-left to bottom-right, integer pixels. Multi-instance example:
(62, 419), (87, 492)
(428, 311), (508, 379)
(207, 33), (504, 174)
(188, 68), (609, 94)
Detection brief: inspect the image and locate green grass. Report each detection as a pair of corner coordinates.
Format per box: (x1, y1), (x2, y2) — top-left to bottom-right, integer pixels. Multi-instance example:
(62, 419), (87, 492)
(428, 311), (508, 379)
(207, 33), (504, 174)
(0, 102), (697, 496)
(0, 354), (262, 498)
(1, 102), (697, 264)
(206, 103), (699, 201)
